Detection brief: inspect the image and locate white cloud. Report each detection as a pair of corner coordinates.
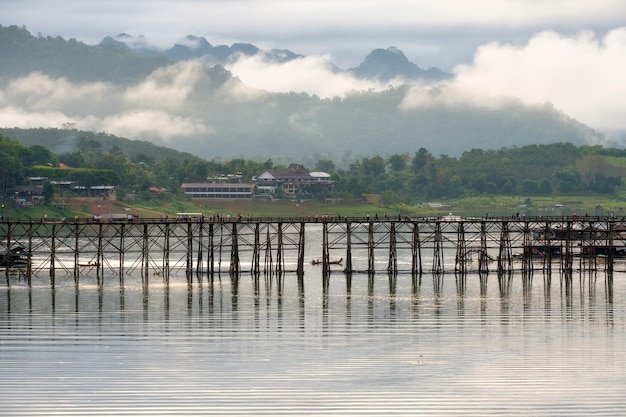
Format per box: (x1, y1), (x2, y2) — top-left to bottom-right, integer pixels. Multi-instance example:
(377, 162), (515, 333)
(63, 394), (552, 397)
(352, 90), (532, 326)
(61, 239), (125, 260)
(123, 62), (202, 110)
(97, 110), (212, 142)
(225, 54), (391, 98)
(449, 28), (626, 132)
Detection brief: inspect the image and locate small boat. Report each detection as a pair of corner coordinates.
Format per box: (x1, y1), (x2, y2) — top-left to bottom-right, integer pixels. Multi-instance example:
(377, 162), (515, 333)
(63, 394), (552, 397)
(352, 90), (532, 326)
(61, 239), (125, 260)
(0, 246), (31, 268)
(311, 257), (343, 265)
(78, 261), (100, 268)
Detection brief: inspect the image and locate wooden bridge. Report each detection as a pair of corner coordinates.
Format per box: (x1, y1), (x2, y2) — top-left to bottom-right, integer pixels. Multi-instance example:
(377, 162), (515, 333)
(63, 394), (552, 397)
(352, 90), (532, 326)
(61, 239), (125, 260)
(1, 216), (624, 284)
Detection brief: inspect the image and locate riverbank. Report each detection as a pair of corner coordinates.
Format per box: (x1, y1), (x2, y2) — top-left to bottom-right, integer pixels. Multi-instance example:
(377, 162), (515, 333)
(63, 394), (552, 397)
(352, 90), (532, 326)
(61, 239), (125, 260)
(2, 194), (625, 221)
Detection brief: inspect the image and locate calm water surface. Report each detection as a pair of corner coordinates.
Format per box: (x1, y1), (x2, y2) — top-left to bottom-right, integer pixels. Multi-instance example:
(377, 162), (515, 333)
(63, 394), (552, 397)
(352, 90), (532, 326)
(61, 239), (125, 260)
(1, 267), (626, 416)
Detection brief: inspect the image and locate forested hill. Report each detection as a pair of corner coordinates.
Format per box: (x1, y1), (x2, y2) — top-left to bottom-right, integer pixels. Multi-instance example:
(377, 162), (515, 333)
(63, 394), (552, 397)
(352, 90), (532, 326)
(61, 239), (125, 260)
(0, 24), (603, 161)
(0, 127), (199, 162)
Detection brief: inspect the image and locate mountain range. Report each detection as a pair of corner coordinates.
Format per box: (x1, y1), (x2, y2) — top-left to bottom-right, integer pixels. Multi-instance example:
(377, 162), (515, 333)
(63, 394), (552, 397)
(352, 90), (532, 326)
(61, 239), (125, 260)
(0, 24), (605, 164)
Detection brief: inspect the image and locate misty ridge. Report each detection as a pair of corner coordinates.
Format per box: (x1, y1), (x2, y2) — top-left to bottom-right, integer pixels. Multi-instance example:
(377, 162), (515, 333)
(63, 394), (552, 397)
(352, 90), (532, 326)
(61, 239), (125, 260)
(0, 24), (605, 165)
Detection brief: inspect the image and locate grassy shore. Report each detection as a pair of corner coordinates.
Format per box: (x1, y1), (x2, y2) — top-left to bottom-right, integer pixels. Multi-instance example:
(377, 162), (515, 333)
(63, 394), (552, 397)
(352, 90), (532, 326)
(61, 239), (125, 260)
(2, 193), (626, 220)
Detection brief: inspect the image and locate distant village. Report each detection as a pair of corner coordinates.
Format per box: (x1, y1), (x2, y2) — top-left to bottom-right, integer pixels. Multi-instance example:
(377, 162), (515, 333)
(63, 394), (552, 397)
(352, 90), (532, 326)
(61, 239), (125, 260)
(13, 164), (334, 208)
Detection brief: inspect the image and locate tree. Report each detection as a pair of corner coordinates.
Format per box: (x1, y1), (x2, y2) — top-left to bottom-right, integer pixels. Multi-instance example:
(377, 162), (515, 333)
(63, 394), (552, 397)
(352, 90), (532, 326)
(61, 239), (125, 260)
(387, 153), (407, 172)
(314, 159), (335, 173)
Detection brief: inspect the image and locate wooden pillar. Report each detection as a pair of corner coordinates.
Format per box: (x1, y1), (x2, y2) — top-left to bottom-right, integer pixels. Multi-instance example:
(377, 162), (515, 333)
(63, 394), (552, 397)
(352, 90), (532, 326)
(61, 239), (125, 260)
(50, 224), (56, 283)
(387, 222), (397, 274)
(322, 221), (330, 276)
(230, 222), (239, 275)
(143, 222), (150, 283)
(196, 221), (204, 278)
(479, 221), (489, 274)
(73, 223), (80, 282)
(432, 222), (443, 274)
(345, 222), (352, 273)
(3, 222), (11, 280)
(252, 222), (260, 274)
(607, 220), (614, 273)
(367, 222), (375, 273)
(208, 223), (214, 278)
(276, 222), (283, 274)
(497, 221), (507, 273)
(522, 221), (533, 273)
(264, 226), (272, 274)
(97, 222), (104, 284)
(186, 221), (193, 278)
(412, 222), (422, 276)
(297, 222), (305, 275)
(455, 222), (466, 273)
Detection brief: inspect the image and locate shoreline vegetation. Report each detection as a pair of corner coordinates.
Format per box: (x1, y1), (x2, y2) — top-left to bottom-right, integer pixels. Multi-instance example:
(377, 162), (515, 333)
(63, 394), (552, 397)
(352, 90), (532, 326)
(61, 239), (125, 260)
(2, 194), (624, 221)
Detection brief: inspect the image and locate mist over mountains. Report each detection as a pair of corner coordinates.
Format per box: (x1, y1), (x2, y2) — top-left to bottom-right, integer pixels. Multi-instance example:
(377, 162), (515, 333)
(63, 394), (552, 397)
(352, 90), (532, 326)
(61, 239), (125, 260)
(0, 24), (606, 164)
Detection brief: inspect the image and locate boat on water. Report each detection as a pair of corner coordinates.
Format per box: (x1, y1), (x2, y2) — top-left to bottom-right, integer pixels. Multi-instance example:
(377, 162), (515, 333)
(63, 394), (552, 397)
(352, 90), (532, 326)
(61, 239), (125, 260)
(78, 261), (100, 268)
(311, 257), (343, 266)
(0, 246), (31, 268)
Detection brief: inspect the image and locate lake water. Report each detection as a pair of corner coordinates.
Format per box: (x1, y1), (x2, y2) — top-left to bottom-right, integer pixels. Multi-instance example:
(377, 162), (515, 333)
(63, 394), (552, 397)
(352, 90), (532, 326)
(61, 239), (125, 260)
(2, 266), (625, 416)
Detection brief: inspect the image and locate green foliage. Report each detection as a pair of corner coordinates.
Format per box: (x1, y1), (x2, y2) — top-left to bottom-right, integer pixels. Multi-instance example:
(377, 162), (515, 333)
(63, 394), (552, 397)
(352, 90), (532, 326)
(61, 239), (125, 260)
(2, 127), (626, 209)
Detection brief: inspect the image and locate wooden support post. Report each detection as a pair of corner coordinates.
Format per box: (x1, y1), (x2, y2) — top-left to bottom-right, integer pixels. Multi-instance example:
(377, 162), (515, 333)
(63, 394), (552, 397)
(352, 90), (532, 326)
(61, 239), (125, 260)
(455, 222), (466, 273)
(322, 221), (330, 276)
(230, 222), (239, 275)
(3, 222), (11, 281)
(607, 220), (614, 273)
(27, 223), (33, 284)
(345, 222), (352, 273)
(564, 221), (573, 272)
(74, 222), (79, 282)
(497, 221), (512, 274)
(161, 223), (169, 281)
(97, 222), (104, 285)
(412, 222), (422, 276)
(479, 221), (489, 274)
(186, 221), (193, 278)
(196, 221), (204, 279)
(367, 222), (375, 274)
(297, 222), (305, 275)
(387, 222), (397, 274)
(264, 226), (272, 275)
(50, 224), (56, 283)
(432, 222), (443, 274)
(208, 223), (214, 279)
(252, 222), (260, 275)
(141, 223), (149, 282)
(120, 224), (126, 280)
(276, 222), (283, 274)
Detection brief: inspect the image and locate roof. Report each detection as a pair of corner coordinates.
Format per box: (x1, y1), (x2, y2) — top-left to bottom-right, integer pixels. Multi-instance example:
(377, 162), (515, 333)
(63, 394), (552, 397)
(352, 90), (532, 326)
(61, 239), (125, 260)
(254, 164), (315, 181)
(181, 182), (256, 188)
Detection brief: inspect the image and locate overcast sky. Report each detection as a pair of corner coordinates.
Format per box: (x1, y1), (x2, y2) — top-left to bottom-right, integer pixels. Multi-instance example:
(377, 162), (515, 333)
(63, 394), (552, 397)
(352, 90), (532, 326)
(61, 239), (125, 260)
(2, 0), (623, 69)
(1, 0), (626, 141)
